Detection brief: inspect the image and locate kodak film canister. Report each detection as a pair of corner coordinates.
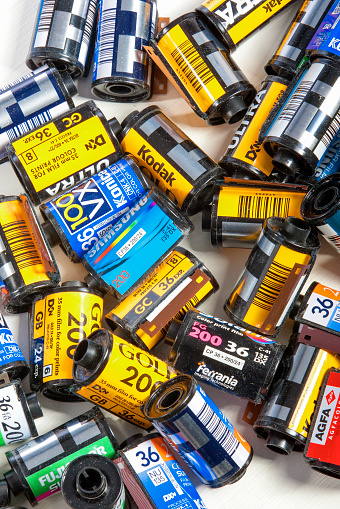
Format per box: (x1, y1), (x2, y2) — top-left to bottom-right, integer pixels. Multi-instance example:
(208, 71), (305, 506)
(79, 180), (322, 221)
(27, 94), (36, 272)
(72, 328), (177, 429)
(254, 342), (340, 454)
(7, 100), (123, 206)
(219, 76), (289, 180)
(83, 188), (194, 301)
(166, 309), (285, 404)
(4, 407), (119, 507)
(116, 432), (207, 509)
(105, 247), (219, 351)
(143, 374), (253, 487)
(314, 129), (340, 181)
(0, 64), (76, 164)
(61, 455), (126, 509)
(118, 105), (225, 215)
(0, 312), (29, 380)
(144, 13), (256, 125)
(202, 178), (307, 248)
(92, 0), (157, 102)
(40, 156), (149, 262)
(27, 0), (98, 78)
(225, 216), (320, 336)
(0, 194), (60, 314)
(301, 174), (340, 254)
(30, 281), (103, 401)
(304, 368), (340, 477)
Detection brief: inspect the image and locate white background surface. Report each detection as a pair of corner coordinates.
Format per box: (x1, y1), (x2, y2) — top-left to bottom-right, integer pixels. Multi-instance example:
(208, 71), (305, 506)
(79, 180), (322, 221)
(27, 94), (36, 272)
(1, 0), (340, 508)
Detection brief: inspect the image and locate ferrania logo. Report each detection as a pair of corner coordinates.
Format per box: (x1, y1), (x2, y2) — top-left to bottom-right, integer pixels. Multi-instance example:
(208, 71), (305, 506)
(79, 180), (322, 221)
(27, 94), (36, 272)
(326, 390), (336, 405)
(137, 145), (176, 186)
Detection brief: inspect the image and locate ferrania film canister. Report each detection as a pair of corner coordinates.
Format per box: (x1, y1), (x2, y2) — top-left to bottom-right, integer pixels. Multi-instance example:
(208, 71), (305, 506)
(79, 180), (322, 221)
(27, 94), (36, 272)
(0, 312), (29, 380)
(40, 156), (149, 262)
(7, 100), (123, 205)
(225, 216), (320, 336)
(118, 105), (225, 215)
(30, 281), (103, 401)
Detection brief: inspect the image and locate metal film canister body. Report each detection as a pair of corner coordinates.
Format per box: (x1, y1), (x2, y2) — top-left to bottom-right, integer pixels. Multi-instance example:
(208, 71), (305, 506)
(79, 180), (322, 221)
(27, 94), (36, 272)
(219, 76), (289, 180)
(314, 129), (340, 181)
(27, 0), (98, 77)
(0, 312), (29, 380)
(225, 216), (320, 337)
(92, 0), (157, 102)
(145, 13), (256, 125)
(203, 178), (307, 248)
(0, 65), (76, 164)
(72, 328), (177, 429)
(83, 188), (193, 301)
(4, 407), (119, 506)
(40, 156), (149, 262)
(30, 281), (103, 401)
(105, 247), (219, 351)
(143, 374), (253, 487)
(119, 105), (225, 215)
(7, 100), (123, 206)
(254, 343), (340, 454)
(0, 195), (60, 313)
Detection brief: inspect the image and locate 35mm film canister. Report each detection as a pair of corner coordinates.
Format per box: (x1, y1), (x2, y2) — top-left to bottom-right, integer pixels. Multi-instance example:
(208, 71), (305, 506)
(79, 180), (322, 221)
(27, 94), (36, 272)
(309, 0), (340, 64)
(40, 156), (149, 262)
(0, 194), (60, 313)
(202, 178), (307, 248)
(92, 0), (157, 102)
(306, 0), (340, 53)
(254, 342), (340, 454)
(105, 247), (219, 351)
(27, 0), (98, 77)
(0, 312), (29, 380)
(225, 216), (320, 337)
(144, 13), (256, 125)
(118, 105), (225, 215)
(7, 100), (123, 205)
(30, 281), (103, 401)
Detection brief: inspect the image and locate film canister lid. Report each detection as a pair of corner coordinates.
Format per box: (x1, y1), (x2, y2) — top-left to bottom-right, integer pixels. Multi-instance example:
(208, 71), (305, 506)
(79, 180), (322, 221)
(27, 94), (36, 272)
(119, 433), (144, 450)
(265, 431), (296, 455)
(41, 220), (59, 248)
(202, 205), (212, 231)
(84, 273), (106, 295)
(280, 216), (311, 244)
(301, 175), (340, 226)
(108, 117), (122, 139)
(289, 293), (304, 320)
(4, 469), (22, 497)
(62, 71), (77, 98)
(271, 147), (302, 177)
(0, 479), (10, 507)
(221, 95), (248, 125)
(164, 319), (182, 346)
(73, 339), (104, 371)
(25, 392), (43, 420)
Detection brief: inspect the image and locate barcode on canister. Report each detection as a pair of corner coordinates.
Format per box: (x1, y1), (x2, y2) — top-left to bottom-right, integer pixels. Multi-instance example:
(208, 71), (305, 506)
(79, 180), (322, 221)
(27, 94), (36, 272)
(34, 0), (55, 47)
(237, 195), (290, 219)
(116, 228), (146, 258)
(6, 111), (52, 141)
(171, 40), (215, 93)
(277, 81), (313, 123)
(3, 220), (42, 270)
(319, 110), (340, 153)
(79, 0), (98, 66)
(97, 6), (116, 74)
(253, 261), (291, 311)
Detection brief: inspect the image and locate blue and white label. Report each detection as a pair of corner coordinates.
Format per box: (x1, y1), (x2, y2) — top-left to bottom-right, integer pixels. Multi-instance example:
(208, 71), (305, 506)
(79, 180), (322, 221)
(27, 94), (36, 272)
(315, 133), (340, 181)
(302, 286), (340, 333)
(0, 313), (26, 367)
(307, 0), (340, 52)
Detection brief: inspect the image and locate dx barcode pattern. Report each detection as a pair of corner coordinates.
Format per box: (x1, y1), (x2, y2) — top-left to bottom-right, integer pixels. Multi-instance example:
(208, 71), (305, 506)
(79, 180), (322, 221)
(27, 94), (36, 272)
(2, 220), (42, 270)
(237, 195), (290, 219)
(171, 40), (215, 93)
(196, 400), (238, 456)
(253, 261), (291, 311)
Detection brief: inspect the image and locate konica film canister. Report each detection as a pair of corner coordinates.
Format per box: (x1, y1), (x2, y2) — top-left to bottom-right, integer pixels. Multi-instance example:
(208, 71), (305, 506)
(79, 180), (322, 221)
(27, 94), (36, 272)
(0, 194), (60, 313)
(254, 342), (340, 454)
(40, 156), (149, 262)
(118, 105), (225, 215)
(144, 13), (256, 125)
(202, 178), (307, 248)
(27, 0), (98, 77)
(143, 374), (253, 487)
(92, 0), (157, 102)
(7, 100), (123, 205)
(0, 312), (29, 380)
(314, 129), (340, 181)
(30, 281), (103, 401)
(225, 216), (320, 336)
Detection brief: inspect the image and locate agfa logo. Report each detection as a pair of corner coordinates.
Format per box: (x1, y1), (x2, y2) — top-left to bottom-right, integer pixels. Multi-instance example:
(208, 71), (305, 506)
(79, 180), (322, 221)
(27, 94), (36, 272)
(326, 390), (336, 405)
(85, 134), (107, 151)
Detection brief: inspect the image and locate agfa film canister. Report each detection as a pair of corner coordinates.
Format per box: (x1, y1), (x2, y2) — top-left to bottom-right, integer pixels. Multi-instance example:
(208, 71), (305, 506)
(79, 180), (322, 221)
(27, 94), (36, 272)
(72, 328), (177, 429)
(4, 407), (119, 506)
(27, 0), (98, 77)
(225, 216), (320, 336)
(0, 312), (29, 380)
(118, 105), (225, 215)
(105, 247), (219, 351)
(30, 281), (103, 401)
(83, 188), (194, 301)
(254, 342), (340, 454)
(144, 13), (256, 125)
(0, 194), (60, 313)
(40, 156), (149, 262)
(92, 0), (157, 102)
(166, 309), (285, 404)
(143, 374), (253, 487)
(202, 178), (307, 248)
(7, 100), (123, 205)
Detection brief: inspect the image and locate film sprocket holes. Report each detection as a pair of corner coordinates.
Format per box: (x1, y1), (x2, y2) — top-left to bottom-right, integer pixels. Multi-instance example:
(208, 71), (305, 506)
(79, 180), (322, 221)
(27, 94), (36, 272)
(27, 0), (98, 78)
(0, 312), (29, 380)
(92, 0), (157, 102)
(254, 342), (340, 454)
(4, 407), (119, 506)
(105, 247), (219, 351)
(118, 105), (225, 215)
(72, 328), (177, 429)
(0, 194), (60, 313)
(30, 281), (103, 401)
(7, 101), (123, 205)
(40, 156), (149, 262)
(144, 13), (256, 125)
